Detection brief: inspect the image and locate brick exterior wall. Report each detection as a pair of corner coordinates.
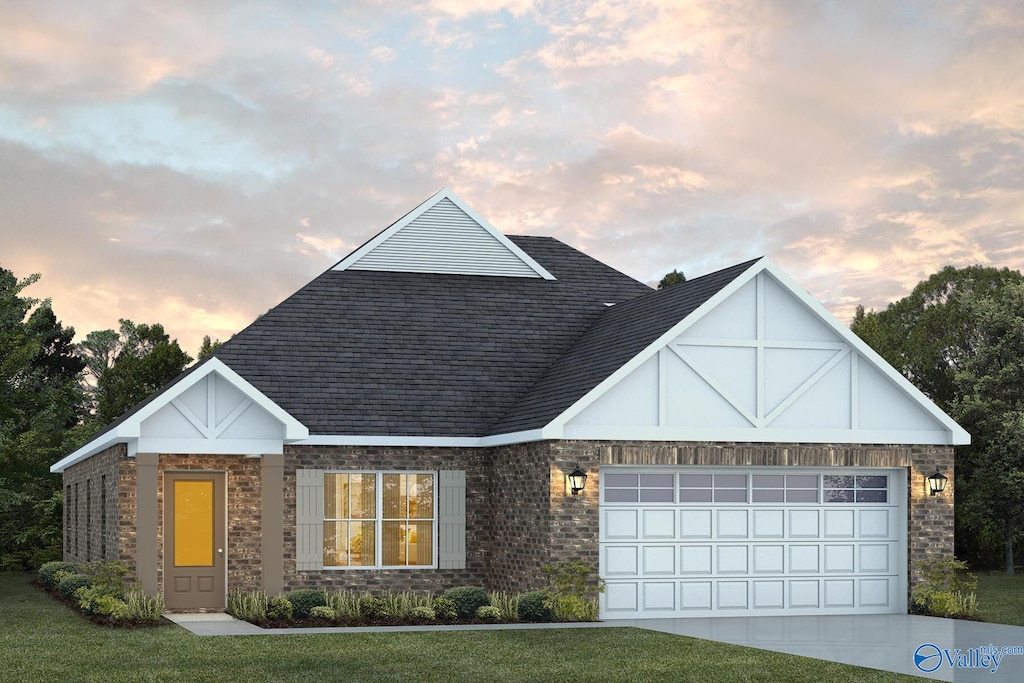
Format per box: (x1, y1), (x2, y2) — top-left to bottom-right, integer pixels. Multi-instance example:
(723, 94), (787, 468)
(62, 439), (955, 605)
(62, 444), (126, 565)
(282, 445), (491, 593)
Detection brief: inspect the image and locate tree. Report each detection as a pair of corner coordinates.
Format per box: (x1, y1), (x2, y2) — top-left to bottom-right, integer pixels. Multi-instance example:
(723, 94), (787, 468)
(657, 269), (687, 290)
(0, 266), (88, 569)
(952, 283), (1024, 574)
(851, 265), (1023, 412)
(198, 335), (223, 360)
(78, 320), (193, 425)
(852, 265), (1024, 570)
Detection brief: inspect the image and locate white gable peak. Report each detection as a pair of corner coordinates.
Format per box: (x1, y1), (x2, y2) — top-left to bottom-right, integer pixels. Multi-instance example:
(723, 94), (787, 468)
(552, 258), (970, 446)
(332, 188), (555, 280)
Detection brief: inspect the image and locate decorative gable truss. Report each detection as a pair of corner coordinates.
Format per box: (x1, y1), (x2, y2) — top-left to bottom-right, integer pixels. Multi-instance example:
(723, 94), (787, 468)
(51, 358), (309, 472)
(556, 259), (970, 446)
(332, 188), (555, 279)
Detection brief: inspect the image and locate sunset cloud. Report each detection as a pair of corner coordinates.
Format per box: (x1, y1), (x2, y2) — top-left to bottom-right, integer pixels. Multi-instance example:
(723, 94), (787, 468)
(1, 0), (1022, 356)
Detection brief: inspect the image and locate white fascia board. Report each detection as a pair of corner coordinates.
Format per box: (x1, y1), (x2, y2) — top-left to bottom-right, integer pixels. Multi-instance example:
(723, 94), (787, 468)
(561, 425), (963, 446)
(50, 432), (121, 473)
(549, 258), (766, 429)
(756, 259), (971, 445)
(331, 188), (556, 280)
(296, 429), (551, 448)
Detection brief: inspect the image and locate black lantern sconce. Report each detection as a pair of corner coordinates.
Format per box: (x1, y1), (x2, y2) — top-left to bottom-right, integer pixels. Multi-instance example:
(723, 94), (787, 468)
(566, 464), (588, 496)
(927, 467), (949, 496)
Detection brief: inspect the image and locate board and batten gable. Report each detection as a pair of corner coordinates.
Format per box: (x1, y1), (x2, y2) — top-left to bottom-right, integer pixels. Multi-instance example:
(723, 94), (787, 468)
(333, 188), (555, 280)
(556, 259), (969, 446)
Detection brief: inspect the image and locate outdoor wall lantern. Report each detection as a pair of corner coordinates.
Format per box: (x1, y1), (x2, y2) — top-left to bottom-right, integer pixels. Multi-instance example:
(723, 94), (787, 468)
(566, 464), (588, 496)
(927, 467), (949, 496)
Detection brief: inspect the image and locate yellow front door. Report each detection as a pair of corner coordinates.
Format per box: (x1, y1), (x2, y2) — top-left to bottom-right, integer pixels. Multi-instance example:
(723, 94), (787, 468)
(165, 472), (226, 610)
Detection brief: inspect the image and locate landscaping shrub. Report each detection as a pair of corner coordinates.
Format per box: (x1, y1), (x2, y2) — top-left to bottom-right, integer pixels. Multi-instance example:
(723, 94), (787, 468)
(409, 605), (436, 623)
(228, 590), (268, 622)
(431, 597), (458, 622)
(38, 561), (77, 590)
(309, 606), (336, 621)
(443, 586), (490, 619)
(83, 561), (131, 595)
(286, 588), (328, 619)
(327, 590), (361, 620)
(382, 591), (432, 620)
(549, 594), (599, 622)
(517, 591), (553, 622)
(57, 573), (93, 602)
(124, 589), (164, 622)
(488, 592), (520, 622)
(476, 605), (502, 622)
(76, 587), (128, 620)
(358, 596), (389, 621)
(267, 595), (294, 621)
(910, 557), (980, 619)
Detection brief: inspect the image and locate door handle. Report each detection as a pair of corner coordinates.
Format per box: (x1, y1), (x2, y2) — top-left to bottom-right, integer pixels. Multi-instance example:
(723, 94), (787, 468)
(217, 548), (224, 555)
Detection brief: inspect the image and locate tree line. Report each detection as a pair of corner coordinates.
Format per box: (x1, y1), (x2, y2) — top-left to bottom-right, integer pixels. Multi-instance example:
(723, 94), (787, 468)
(0, 265), (218, 569)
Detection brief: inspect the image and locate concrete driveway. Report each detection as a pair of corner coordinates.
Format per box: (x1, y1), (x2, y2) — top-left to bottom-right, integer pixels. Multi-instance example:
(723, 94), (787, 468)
(609, 614), (1024, 681)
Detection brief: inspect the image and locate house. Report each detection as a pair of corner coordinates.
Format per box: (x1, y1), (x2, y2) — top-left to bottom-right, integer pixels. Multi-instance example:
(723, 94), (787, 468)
(52, 188), (968, 617)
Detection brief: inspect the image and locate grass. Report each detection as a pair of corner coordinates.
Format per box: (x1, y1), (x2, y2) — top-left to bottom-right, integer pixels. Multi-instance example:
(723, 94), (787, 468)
(0, 573), (919, 683)
(976, 570), (1024, 627)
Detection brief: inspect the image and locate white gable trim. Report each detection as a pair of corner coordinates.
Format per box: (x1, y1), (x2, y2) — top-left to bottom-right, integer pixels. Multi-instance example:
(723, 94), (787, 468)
(547, 257), (970, 445)
(331, 188), (556, 280)
(50, 358), (309, 473)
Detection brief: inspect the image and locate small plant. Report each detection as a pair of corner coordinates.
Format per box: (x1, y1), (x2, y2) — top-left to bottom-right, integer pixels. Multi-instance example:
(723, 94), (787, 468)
(309, 605), (336, 621)
(381, 591), (433, 620)
(409, 605), (436, 623)
(549, 594), (599, 622)
(228, 590), (269, 622)
(488, 592), (520, 622)
(267, 595), (294, 621)
(910, 557), (980, 619)
(124, 589), (164, 622)
(476, 605), (502, 622)
(286, 588), (328, 619)
(38, 561), (77, 590)
(83, 560), (132, 595)
(358, 596), (390, 621)
(517, 590), (553, 622)
(431, 597), (458, 622)
(57, 573), (93, 602)
(443, 586), (490, 619)
(75, 587), (128, 620)
(327, 590), (362, 620)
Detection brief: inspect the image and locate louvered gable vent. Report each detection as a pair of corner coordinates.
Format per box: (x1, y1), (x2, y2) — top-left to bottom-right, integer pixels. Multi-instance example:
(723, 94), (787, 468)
(333, 189), (555, 279)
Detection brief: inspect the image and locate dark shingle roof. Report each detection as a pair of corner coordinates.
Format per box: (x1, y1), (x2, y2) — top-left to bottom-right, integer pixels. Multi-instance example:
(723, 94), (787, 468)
(491, 258), (761, 433)
(212, 236), (654, 436)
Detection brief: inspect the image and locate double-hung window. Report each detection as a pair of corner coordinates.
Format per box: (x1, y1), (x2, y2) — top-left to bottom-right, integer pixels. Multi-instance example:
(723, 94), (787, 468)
(323, 472), (436, 568)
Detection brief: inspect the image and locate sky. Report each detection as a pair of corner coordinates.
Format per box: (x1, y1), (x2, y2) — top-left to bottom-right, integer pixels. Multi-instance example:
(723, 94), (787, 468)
(2, 0), (1023, 357)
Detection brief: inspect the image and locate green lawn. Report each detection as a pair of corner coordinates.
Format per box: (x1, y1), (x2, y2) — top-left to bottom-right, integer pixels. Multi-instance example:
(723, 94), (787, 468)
(0, 573), (919, 683)
(976, 570), (1024, 627)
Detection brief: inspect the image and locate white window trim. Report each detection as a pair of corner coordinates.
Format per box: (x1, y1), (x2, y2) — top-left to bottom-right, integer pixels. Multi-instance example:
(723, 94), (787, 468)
(323, 470), (439, 570)
(600, 467), (892, 506)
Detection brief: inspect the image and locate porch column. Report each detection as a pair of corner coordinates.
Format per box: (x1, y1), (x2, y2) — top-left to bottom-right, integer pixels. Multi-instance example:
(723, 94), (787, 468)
(135, 452), (159, 595)
(261, 453), (285, 594)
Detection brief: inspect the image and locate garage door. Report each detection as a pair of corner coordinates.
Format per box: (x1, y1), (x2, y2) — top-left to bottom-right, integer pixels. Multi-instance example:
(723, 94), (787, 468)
(599, 467), (906, 618)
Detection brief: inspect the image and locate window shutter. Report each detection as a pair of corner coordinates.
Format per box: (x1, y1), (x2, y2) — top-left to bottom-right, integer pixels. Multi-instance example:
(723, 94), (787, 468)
(295, 469), (324, 571)
(437, 470), (466, 569)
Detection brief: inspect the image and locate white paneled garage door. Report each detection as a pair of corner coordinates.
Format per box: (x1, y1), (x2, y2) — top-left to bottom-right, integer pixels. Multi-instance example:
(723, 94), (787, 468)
(599, 467), (906, 618)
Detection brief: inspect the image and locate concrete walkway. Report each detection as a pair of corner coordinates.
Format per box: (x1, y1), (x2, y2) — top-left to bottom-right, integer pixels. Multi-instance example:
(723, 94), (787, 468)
(165, 612), (1024, 681)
